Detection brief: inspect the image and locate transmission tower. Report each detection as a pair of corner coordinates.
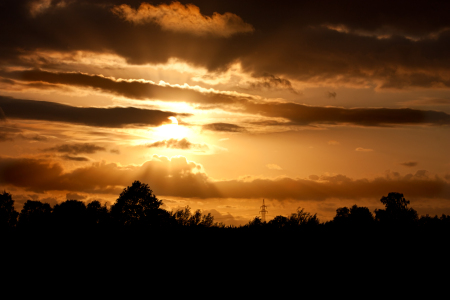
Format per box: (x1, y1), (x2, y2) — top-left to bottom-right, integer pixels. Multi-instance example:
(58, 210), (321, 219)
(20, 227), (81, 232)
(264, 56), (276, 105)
(260, 199), (268, 222)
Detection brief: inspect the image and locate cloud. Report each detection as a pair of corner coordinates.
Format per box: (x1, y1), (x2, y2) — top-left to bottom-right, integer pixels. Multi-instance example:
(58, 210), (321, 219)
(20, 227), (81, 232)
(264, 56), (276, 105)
(29, 0), (52, 17)
(0, 132), (13, 142)
(401, 98), (450, 106)
(202, 123), (246, 132)
(66, 192), (86, 201)
(18, 134), (48, 142)
(0, 107), (6, 121)
(1, 155), (449, 201)
(43, 143), (106, 155)
(111, 2), (254, 37)
(242, 101), (450, 127)
(147, 138), (208, 150)
(3, 1), (450, 88)
(248, 73), (298, 94)
(5, 70), (450, 128)
(3, 69), (241, 105)
(355, 147), (374, 152)
(266, 164), (282, 170)
(203, 209), (249, 227)
(0, 96), (183, 128)
(328, 140), (340, 145)
(400, 161), (419, 167)
(0, 155), (218, 197)
(61, 155), (90, 162)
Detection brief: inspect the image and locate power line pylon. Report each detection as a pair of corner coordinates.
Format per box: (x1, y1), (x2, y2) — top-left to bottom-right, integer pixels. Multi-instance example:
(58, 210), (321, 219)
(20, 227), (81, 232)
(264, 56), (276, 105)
(260, 199), (268, 223)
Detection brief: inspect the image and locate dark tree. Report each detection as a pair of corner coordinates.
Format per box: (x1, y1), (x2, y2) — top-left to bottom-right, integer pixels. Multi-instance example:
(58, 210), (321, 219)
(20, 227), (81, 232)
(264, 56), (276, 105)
(53, 199), (88, 231)
(0, 191), (18, 230)
(18, 200), (52, 229)
(375, 192), (418, 227)
(268, 215), (289, 229)
(110, 181), (164, 228)
(86, 200), (109, 227)
(333, 205), (374, 228)
(288, 207), (319, 227)
(171, 206), (215, 227)
(246, 216), (264, 228)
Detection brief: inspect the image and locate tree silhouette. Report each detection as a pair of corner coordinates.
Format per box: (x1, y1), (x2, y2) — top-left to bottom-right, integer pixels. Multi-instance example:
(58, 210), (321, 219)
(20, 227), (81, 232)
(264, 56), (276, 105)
(86, 200), (109, 229)
(171, 206), (215, 227)
(375, 192), (418, 227)
(110, 181), (164, 228)
(246, 216), (264, 228)
(268, 215), (289, 229)
(18, 200), (52, 230)
(332, 205), (374, 228)
(0, 191), (18, 230)
(53, 199), (88, 231)
(288, 207), (319, 227)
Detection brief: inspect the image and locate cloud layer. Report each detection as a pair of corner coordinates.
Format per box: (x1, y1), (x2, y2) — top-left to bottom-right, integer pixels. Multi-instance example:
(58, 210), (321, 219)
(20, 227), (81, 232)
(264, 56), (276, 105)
(1, 155), (448, 201)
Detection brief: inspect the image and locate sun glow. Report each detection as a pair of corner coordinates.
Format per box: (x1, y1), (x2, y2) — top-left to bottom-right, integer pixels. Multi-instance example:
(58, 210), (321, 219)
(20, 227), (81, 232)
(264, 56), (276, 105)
(154, 117), (189, 139)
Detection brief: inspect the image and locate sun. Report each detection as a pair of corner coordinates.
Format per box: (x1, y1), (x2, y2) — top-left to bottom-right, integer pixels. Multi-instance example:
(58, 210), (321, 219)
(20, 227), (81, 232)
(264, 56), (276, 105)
(154, 116), (189, 139)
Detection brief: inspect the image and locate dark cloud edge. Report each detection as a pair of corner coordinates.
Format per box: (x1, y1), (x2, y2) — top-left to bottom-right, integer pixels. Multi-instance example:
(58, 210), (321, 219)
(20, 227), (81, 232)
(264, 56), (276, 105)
(0, 95), (189, 128)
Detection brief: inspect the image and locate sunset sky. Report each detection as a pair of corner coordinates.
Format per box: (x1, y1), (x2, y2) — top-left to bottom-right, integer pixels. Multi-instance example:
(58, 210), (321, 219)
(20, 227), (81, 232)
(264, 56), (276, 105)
(1, 0), (450, 225)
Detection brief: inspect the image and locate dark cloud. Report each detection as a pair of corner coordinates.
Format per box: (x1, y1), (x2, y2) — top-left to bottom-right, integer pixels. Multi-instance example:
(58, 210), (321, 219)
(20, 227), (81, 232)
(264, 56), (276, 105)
(328, 92), (336, 99)
(147, 138), (208, 150)
(214, 171), (450, 200)
(0, 155), (449, 200)
(0, 96), (184, 127)
(202, 123), (246, 132)
(61, 155), (90, 162)
(249, 73), (298, 94)
(3, 69), (241, 104)
(2, 1), (450, 88)
(0, 155), (218, 196)
(18, 134), (48, 141)
(0, 132), (13, 142)
(400, 161), (419, 167)
(0, 107), (6, 121)
(242, 101), (450, 127)
(7, 69), (450, 127)
(44, 143), (106, 155)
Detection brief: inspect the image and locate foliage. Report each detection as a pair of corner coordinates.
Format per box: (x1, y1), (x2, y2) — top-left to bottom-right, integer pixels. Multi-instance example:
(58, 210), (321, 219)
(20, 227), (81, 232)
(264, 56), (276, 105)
(171, 206), (215, 227)
(53, 199), (88, 230)
(110, 181), (163, 227)
(18, 200), (52, 229)
(86, 200), (109, 227)
(375, 192), (418, 226)
(0, 191), (19, 230)
(332, 205), (374, 227)
(288, 207), (319, 227)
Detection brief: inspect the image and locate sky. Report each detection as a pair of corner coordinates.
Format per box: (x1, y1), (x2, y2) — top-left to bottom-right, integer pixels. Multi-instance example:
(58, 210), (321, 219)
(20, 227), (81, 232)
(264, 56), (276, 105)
(1, 0), (450, 225)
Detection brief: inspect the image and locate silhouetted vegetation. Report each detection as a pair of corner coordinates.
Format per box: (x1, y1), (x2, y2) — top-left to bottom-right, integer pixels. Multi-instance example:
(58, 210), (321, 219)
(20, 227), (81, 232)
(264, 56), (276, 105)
(1, 182), (450, 239)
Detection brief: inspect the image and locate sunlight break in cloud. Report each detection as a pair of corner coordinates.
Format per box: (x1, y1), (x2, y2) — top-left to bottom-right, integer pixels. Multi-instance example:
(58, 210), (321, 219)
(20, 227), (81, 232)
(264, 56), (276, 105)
(112, 2), (254, 37)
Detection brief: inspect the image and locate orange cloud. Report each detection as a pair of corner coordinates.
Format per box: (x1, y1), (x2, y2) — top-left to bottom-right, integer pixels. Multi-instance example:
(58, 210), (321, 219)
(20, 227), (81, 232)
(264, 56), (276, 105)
(112, 2), (254, 37)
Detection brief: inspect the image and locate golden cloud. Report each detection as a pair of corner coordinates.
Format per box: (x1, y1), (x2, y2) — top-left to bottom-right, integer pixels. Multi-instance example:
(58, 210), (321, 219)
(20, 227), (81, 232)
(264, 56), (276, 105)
(112, 2), (254, 37)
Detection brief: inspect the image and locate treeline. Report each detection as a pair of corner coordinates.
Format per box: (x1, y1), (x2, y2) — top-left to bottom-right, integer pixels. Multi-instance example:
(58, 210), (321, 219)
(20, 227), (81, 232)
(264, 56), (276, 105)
(1, 180), (450, 234)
